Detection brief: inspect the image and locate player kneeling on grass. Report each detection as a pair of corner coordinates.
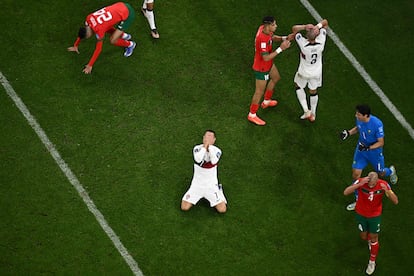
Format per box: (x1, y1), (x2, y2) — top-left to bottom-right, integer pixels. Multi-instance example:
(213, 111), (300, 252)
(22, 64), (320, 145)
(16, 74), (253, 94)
(343, 171), (398, 275)
(181, 130), (227, 213)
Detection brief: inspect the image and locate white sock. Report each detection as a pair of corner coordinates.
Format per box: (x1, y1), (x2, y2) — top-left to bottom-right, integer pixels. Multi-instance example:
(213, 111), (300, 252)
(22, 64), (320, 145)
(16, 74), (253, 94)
(296, 88), (308, 112)
(310, 94), (319, 116)
(146, 10), (157, 30)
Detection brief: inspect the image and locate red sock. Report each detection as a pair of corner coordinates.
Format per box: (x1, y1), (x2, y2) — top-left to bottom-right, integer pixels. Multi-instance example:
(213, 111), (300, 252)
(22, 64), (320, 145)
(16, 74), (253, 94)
(264, 90), (274, 101)
(249, 103), (259, 114)
(369, 241), (379, 261)
(114, 39), (131, 47)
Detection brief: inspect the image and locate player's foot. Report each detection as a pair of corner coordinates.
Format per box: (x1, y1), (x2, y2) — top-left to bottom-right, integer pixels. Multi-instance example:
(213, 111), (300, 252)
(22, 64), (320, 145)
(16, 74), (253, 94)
(308, 113), (316, 122)
(141, 8), (147, 17)
(151, 29), (160, 39)
(122, 32), (132, 40)
(390, 165), (398, 185)
(366, 260), (376, 275)
(124, 41), (136, 57)
(300, 110), (312, 120)
(247, 114), (266, 126)
(261, 99), (278, 109)
(346, 202), (356, 211)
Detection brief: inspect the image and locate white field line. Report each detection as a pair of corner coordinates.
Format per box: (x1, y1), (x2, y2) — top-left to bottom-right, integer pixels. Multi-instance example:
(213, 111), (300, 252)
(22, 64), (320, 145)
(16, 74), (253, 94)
(0, 71), (143, 276)
(300, 0), (414, 140)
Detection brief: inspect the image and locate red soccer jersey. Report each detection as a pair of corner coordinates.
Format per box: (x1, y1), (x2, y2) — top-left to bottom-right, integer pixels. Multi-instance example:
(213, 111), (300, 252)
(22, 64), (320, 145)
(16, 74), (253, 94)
(355, 178), (391, 217)
(86, 2), (129, 40)
(252, 25), (274, 72)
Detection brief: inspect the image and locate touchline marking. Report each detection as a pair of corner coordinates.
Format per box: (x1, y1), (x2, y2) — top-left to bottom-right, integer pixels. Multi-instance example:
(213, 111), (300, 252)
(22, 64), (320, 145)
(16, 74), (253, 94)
(0, 71), (143, 276)
(300, 0), (414, 140)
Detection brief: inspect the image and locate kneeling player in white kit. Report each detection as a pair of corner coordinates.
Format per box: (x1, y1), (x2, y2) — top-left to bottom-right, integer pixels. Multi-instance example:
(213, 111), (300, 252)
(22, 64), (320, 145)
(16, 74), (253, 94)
(181, 130), (227, 213)
(292, 19), (328, 122)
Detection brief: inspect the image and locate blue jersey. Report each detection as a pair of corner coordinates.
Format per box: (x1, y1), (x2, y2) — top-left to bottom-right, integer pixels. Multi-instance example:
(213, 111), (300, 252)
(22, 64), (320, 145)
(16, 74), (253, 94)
(356, 115), (384, 147)
(353, 115), (386, 172)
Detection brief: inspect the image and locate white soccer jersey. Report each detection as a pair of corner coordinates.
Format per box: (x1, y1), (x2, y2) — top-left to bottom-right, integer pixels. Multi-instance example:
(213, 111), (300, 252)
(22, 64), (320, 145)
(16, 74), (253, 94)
(295, 28), (327, 78)
(191, 144), (221, 187)
(182, 144), (226, 207)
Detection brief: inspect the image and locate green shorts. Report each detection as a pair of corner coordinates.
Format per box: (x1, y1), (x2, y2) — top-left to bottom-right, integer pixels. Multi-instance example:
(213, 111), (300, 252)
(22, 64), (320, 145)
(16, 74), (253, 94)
(116, 3), (135, 30)
(254, 70), (270, 81)
(355, 213), (381, 233)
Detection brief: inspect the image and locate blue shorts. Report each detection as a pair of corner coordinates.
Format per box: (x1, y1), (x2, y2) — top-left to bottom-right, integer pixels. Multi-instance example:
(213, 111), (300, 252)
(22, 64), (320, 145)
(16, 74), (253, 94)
(352, 147), (385, 173)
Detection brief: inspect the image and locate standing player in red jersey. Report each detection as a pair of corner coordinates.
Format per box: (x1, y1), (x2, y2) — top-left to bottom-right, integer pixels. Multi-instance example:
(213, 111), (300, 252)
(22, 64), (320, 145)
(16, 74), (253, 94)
(68, 2), (136, 74)
(343, 171), (398, 275)
(247, 16), (293, 126)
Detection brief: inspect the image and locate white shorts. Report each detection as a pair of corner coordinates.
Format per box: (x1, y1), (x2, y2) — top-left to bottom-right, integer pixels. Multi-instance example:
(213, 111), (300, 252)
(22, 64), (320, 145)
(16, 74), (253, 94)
(182, 183), (227, 207)
(294, 72), (322, 90)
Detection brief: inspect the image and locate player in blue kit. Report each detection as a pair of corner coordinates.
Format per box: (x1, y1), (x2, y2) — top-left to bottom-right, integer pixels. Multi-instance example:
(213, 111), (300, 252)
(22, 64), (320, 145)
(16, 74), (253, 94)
(340, 104), (398, 211)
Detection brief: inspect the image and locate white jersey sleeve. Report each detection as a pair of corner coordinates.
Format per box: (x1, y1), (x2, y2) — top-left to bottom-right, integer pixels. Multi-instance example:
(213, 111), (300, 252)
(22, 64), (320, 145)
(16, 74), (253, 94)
(193, 145), (207, 164)
(207, 145), (222, 165)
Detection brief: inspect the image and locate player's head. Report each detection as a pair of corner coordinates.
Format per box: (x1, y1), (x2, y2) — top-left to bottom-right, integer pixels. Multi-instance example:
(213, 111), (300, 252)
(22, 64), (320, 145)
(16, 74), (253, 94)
(355, 104), (371, 121)
(203, 129), (216, 145)
(356, 104), (371, 116)
(262, 16), (277, 30)
(78, 25), (93, 40)
(306, 28), (318, 41)
(263, 16), (275, 25)
(367, 172), (378, 188)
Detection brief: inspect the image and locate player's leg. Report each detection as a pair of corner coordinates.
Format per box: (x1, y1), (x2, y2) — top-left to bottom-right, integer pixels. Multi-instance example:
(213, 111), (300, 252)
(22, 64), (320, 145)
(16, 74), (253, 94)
(365, 216), (381, 275)
(215, 202), (227, 213)
(308, 75), (321, 121)
(142, 0), (159, 39)
(294, 72), (311, 119)
(248, 72), (268, 125)
(347, 151), (367, 210)
(261, 64), (280, 108)
(206, 185), (227, 213)
(371, 151), (398, 184)
(181, 186), (202, 211)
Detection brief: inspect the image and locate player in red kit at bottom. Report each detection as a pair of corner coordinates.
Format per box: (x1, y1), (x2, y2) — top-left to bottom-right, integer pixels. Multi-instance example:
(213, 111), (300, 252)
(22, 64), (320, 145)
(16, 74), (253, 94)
(343, 171), (398, 275)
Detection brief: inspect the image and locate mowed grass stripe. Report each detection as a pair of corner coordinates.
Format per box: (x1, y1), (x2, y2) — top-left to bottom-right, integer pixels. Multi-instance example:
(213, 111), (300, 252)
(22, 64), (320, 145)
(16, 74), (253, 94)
(0, 71), (143, 276)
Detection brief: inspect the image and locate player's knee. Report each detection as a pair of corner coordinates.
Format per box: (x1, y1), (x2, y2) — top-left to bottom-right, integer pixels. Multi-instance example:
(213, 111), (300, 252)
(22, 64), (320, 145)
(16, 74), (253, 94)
(215, 203), (227, 213)
(181, 201), (192, 211)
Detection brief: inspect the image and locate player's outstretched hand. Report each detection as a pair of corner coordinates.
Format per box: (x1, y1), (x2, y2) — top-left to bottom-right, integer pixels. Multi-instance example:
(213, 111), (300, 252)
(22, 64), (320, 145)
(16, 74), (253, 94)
(83, 65), (93, 74)
(67, 46), (79, 54)
(280, 39), (291, 50)
(340, 130), (349, 140)
(287, 33), (295, 41)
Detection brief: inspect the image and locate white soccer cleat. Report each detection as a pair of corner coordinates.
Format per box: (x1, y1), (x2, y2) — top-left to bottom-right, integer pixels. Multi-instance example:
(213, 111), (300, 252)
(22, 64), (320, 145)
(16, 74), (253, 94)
(390, 165), (398, 185)
(366, 260), (376, 275)
(346, 202), (356, 211)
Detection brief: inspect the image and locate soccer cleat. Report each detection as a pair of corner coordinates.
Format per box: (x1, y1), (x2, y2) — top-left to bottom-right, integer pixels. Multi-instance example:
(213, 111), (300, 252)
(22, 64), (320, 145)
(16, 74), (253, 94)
(389, 165), (398, 185)
(124, 41), (136, 57)
(300, 110), (312, 120)
(122, 33), (132, 40)
(346, 202), (356, 211)
(247, 114), (266, 126)
(261, 99), (278, 109)
(366, 260), (376, 275)
(151, 29), (160, 39)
